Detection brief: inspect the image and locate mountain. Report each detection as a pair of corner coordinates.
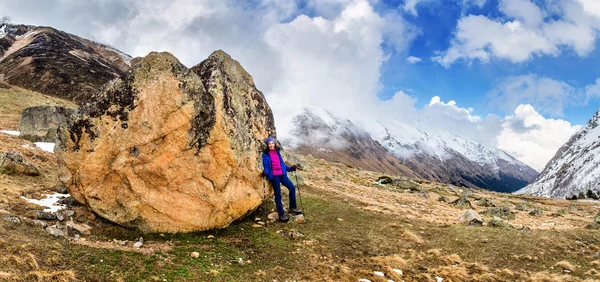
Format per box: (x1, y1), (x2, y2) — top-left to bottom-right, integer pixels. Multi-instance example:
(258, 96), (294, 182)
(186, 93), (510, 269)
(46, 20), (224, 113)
(282, 106), (538, 192)
(517, 109), (600, 198)
(281, 106), (419, 177)
(0, 23), (132, 103)
(371, 121), (539, 193)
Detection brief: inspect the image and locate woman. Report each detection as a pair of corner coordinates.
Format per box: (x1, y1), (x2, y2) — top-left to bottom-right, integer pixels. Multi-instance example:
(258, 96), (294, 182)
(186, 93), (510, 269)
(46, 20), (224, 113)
(261, 137), (302, 222)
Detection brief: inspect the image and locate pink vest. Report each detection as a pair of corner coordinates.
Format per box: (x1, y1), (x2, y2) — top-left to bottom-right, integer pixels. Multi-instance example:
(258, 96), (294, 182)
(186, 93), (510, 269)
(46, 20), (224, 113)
(269, 150), (283, 176)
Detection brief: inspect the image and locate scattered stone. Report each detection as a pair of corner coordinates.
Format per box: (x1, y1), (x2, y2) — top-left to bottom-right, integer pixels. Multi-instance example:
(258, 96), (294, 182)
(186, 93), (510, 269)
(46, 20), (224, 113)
(256, 221), (265, 226)
(358, 279), (371, 282)
(190, 252), (200, 258)
(586, 212), (600, 229)
(516, 202), (531, 211)
(438, 196), (451, 203)
(207, 235), (215, 239)
(288, 230), (304, 240)
(133, 242), (143, 248)
(35, 211), (58, 220)
(237, 258), (244, 265)
(252, 224), (263, 228)
(541, 222), (555, 228)
(458, 209), (483, 226)
(487, 216), (511, 229)
(529, 207), (542, 216)
(552, 209), (568, 217)
(74, 234), (80, 240)
(476, 198), (496, 207)
(519, 226), (531, 233)
(373, 271), (385, 277)
(46, 226), (65, 237)
(324, 176), (332, 182)
(0, 209), (9, 215)
(392, 269), (403, 275)
(3, 215), (21, 224)
(451, 197), (473, 209)
(377, 176), (393, 184)
(66, 221), (92, 235)
(118, 240), (128, 246)
(254, 217), (261, 222)
(0, 152), (40, 176)
(461, 190), (473, 198)
(483, 206), (515, 220)
(55, 185), (68, 194)
(337, 218), (344, 221)
(57, 196), (78, 206)
(209, 269), (219, 276)
(267, 212), (279, 222)
(575, 240), (584, 246)
(436, 277), (444, 282)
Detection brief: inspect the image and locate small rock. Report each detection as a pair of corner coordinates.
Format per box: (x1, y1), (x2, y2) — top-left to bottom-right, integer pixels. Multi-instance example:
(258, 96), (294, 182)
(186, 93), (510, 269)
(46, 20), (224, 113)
(483, 206), (515, 220)
(337, 218), (344, 221)
(66, 220), (92, 235)
(377, 176), (393, 184)
(254, 217), (261, 222)
(209, 269), (219, 276)
(138, 237), (144, 243)
(207, 235), (215, 239)
(58, 196), (78, 206)
(257, 221), (265, 226)
(438, 196), (451, 203)
(237, 258), (244, 265)
(133, 242), (143, 248)
(436, 277), (444, 282)
(458, 209), (483, 226)
(516, 202), (530, 211)
(358, 279), (371, 282)
(519, 226), (531, 233)
(288, 230), (304, 240)
(252, 224), (263, 228)
(35, 211), (57, 220)
(487, 216), (511, 229)
(3, 215), (21, 224)
(190, 252), (200, 258)
(74, 234), (80, 240)
(476, 198), (495, 207)
(374, 271), (385, 277)
(267, 212), (279, 221)
(118, 240), (128, 246)
(0, 151), (40, 176)
(575, 241), (584, 246)
(451, 197), (473, 209)
(529, 207), (542, 216)
(46, 226), (65, 237)
(55, 185), (68, 194)
(392, 269), (403, 275)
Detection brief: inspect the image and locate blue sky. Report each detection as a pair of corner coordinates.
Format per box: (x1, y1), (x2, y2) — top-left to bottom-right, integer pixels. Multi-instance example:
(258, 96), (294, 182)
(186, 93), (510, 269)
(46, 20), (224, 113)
(373, 0), (600, 125)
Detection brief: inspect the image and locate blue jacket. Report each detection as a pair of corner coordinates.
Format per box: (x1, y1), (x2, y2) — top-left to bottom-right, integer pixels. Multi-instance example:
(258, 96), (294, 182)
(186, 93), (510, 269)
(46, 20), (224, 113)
(262, 149), (290, 180)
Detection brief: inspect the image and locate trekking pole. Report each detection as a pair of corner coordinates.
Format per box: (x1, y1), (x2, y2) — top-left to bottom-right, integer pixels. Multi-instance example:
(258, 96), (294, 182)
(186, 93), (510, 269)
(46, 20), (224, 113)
(294, 171), (305, 218)
(262, 178), (268, 226)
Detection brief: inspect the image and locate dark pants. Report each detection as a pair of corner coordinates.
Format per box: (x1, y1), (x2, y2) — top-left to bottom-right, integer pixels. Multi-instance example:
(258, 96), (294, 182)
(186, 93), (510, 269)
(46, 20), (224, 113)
(271, 174), (297, 216)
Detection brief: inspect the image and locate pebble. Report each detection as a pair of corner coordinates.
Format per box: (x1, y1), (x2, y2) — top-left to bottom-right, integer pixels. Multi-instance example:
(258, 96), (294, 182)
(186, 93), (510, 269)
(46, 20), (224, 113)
(207, 235), (215, 239)
(133, 242), (143, 248)
(46, 226), (64, 237)
(392, 269), (403, 275)
(190, 252), (200, 258)
(35, 211), (57, 220)
(237, 258), (244, 265)
(436, 277), (444, 282)
(358, 279), (371, 282)
(575, 241), (584, 246)
(337, 218), (344, 221)
(74, 234), (80, 240)
(252, 224), (263, 228)
(374, 271), (385, 276)
(2, 215), (21, 224)
(118, 240), (128, 246)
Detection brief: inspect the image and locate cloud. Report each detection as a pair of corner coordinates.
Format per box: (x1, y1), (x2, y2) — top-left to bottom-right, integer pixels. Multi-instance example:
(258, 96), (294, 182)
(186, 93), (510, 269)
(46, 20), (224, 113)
(407, 56), (422, 63)
(403, 0), (428, 16)
(434, 0), (600, 67)
(488, 74), (574, 117)
(497, 104), (580, 171)
(488, 74), (600, 117)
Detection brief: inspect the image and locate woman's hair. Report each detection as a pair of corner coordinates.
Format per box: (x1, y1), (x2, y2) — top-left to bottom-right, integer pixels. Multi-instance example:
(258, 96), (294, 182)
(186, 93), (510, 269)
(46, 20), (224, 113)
(263, 141), (281, 153)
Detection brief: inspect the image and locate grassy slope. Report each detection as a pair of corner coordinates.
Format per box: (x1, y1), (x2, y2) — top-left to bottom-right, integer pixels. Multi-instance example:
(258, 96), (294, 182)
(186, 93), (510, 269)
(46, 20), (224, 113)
(1, 87), (600, 281)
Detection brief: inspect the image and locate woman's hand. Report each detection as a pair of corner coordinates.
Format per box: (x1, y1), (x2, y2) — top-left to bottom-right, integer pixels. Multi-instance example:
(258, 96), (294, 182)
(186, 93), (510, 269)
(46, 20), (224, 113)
(260, 172), (267, 177)
(289, 165), (297, 172)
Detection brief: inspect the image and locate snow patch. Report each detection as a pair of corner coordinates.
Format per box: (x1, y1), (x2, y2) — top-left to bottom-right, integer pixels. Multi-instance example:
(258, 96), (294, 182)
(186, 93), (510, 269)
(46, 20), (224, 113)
(0, 25), (6, 38)
(33, 142), (55, 153)
(0, 129), (20, 136)
(21, 192), (69, 213)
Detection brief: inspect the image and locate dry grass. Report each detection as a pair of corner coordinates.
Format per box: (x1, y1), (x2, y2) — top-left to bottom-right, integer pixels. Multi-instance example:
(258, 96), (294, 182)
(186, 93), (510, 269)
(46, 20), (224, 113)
(555, 261), (577, 272)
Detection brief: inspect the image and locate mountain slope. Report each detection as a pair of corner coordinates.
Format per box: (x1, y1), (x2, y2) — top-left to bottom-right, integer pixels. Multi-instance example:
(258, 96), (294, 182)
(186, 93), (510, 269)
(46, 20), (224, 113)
(0, 23), (131, 102)
(517, 109), (600, 198)
(372, 121), (538, 193)
(282, 106), (538, 192)
(282, 106), (418, 177)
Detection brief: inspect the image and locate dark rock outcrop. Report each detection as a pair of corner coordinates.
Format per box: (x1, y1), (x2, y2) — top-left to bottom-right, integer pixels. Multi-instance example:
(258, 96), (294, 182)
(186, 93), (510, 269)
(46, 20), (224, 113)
(0, 23), (131, 103)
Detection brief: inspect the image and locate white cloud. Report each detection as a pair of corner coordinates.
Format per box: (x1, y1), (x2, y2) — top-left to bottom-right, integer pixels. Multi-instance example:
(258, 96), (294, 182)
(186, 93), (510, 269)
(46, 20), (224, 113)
(435, 0), (600, 67)
(461, 0), (487, 9)
(407, 56), (421, 63)
(497, 104), (580, 171)
(403, 0), (428, 16)
(488, 74), (574, 117)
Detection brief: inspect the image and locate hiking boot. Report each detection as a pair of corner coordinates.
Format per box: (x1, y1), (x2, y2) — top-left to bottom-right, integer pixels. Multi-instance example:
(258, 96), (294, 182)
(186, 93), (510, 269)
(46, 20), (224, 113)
(290, 208), (303, 215)
(278, 214), (289, 222)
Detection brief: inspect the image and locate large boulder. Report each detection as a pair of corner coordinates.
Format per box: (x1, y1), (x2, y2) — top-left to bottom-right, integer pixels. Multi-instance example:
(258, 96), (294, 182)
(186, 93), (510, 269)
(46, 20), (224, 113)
(55, 51), (276, 233)
(19, 106), (77, 142)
